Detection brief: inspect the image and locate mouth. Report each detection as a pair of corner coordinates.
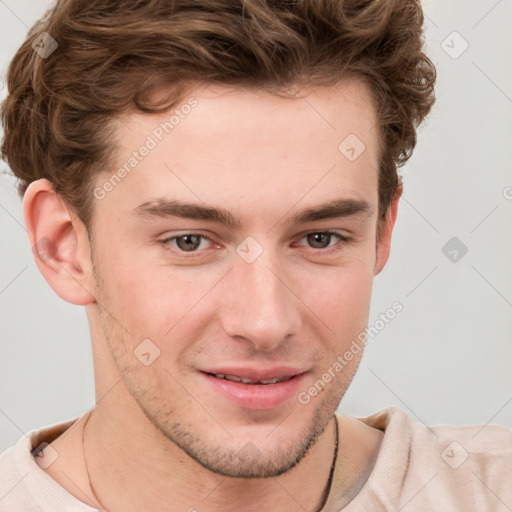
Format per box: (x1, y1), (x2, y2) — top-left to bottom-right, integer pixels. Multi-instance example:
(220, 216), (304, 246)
(199, 367), (308, 410)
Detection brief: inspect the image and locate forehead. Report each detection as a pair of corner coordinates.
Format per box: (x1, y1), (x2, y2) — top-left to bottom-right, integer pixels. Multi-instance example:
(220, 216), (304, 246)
(97, 80), (380, 225)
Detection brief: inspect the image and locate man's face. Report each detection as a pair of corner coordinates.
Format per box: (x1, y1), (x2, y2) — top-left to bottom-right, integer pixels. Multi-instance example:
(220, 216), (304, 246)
(88, 81), (383, 478)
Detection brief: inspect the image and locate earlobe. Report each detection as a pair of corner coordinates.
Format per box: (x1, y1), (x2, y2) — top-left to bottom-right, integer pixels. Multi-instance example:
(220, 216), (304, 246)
(374, 183), (403, 275)
(23, 179), (95, 306)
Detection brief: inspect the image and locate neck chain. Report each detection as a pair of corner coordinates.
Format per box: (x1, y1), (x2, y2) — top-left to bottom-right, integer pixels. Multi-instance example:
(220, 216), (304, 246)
(82, 411), (339, 512)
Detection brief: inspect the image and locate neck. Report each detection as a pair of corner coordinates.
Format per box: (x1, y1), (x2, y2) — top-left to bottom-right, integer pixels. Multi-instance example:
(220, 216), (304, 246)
(83, 387), (338, 512)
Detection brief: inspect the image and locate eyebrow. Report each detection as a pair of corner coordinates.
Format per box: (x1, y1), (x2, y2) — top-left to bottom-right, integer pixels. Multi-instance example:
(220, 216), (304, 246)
(132, 197), (372, 229)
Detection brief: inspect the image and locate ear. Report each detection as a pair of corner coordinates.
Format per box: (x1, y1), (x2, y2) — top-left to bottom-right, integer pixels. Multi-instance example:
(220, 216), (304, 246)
(23, 179), (96, 305)
(374, 182), (402, 275)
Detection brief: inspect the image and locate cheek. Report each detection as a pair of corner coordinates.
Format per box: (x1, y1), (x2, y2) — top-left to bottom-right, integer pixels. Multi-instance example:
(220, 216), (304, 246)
(297, 256), (374, 331)
(95, 248), (226, 354)
(104, 268), (188, 335)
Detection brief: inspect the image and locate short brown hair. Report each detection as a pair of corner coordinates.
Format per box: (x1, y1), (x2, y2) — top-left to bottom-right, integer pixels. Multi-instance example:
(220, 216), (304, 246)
(1, 0), (435, 230)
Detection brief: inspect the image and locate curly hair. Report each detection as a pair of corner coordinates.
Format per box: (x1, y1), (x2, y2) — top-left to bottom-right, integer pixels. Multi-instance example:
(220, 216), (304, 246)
(1, 0), (436, 229)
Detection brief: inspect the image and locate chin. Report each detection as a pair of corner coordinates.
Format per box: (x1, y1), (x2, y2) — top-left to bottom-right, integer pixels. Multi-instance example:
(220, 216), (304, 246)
(180, 435), (313, 479)
(154, 400), (334, 479)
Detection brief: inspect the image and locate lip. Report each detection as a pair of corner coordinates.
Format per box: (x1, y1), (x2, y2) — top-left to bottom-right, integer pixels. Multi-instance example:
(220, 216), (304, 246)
(199, 367), (308, 410)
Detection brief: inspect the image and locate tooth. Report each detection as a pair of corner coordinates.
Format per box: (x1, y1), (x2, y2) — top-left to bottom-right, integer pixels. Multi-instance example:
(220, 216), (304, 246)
(259, 378), (275, 384)
(225, 375), (242, 382)
(215, 374), (225, 379)
(241, 377), (254, 384)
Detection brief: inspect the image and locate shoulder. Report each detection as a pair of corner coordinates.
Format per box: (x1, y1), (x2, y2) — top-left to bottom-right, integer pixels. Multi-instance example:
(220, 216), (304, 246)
(368, 406), (512, 474)
(0, 417), (95, 512)
(336, 407), (512, 512)
(0, 430), (48, 511)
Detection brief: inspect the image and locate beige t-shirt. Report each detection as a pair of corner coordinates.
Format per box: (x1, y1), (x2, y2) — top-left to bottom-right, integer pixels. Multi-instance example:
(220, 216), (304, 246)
(1, 407), (511, 511)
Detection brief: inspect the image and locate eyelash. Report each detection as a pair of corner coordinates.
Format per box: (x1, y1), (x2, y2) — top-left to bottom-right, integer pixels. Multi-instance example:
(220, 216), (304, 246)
(159, 230), (351, 258)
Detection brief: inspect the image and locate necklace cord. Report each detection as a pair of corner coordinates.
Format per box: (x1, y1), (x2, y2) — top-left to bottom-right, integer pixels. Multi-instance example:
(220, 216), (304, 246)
(315, 415), (339, 512)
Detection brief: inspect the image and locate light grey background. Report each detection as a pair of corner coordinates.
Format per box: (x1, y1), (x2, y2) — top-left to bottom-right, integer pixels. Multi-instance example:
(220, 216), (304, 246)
(1, 0), (511, 453)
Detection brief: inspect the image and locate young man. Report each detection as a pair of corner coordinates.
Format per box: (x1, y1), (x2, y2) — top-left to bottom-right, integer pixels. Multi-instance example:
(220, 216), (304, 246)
(1, 0), (511, 511)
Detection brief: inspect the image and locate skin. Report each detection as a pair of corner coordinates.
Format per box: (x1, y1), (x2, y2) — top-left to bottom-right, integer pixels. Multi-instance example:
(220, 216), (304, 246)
(24, 79), (401, 511)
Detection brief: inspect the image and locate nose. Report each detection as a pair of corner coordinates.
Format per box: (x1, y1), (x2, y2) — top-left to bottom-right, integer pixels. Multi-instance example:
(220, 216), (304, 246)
(219, 249), (302, 352)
